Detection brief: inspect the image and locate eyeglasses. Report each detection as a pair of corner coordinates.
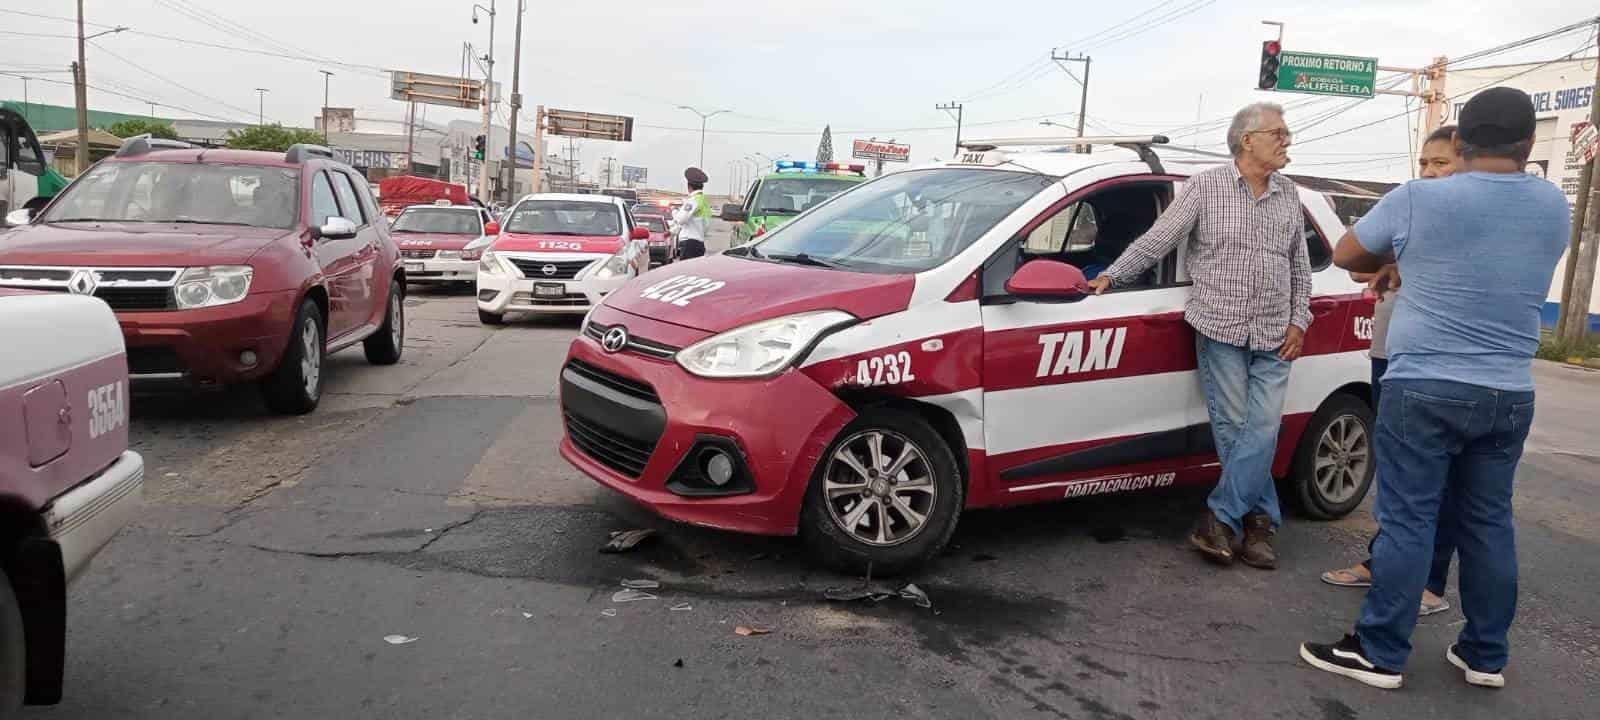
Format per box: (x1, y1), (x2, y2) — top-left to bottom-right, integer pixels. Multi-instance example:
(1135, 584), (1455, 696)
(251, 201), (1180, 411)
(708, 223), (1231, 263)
(1247, 128), (1293, 143)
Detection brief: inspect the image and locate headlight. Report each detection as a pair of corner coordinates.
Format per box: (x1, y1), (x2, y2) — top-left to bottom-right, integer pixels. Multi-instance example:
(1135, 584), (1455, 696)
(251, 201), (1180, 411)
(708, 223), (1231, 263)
(676, 310), (856, 378)
(435, 250), (463, 260)
(478, 251), (502, 274)
(590, 251), (632, 280)
(174, 266), (253, 309)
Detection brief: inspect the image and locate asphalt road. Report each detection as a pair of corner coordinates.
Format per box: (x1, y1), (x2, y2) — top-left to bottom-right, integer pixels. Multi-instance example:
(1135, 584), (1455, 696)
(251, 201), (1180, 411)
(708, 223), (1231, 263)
(25, 221), (1600, 719)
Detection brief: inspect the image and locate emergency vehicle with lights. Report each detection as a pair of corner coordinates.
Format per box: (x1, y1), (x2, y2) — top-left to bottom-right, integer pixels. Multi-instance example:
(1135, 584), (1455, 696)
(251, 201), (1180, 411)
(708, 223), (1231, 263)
(390, 201), (499, 286)
(475, 193), (650, 324)
(722, 161), (869, 246)
(558, 135), (1380, 573)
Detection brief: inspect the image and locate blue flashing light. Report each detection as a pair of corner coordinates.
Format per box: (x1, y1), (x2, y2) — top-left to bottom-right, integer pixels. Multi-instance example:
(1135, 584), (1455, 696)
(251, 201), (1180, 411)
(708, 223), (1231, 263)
(775, 160), (818, 172)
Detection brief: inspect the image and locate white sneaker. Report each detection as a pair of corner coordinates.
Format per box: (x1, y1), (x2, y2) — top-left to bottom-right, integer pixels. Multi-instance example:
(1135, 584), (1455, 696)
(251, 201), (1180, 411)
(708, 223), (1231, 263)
(1446, 644), (1506, 688)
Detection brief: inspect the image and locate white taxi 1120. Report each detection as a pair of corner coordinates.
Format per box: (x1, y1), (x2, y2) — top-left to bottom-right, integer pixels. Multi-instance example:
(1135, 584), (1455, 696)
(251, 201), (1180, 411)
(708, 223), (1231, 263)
(476, 193), (650, 324)
(559, 136), (1377, 573)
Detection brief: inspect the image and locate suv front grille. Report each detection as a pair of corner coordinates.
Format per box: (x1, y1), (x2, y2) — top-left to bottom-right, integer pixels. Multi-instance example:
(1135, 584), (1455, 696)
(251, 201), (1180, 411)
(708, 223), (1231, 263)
(507, 258), (592, 279)
(96, 287), (174, 311)
(0, 265), (180, 311)
(402, 249), (437, 259)
(127, 346), (184, 375)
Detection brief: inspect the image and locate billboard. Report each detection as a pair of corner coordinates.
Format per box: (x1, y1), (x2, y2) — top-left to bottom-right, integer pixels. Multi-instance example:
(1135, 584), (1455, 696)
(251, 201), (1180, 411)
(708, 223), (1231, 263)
(545, 108), (634, 142)
(390, 71), (494, 110)
(621, 165), (647, 183)
(852, 139), (911, 163)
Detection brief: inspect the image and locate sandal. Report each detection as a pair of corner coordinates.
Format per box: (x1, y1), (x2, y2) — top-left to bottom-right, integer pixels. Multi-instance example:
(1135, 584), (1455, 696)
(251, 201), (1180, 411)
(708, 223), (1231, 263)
(1420, 598), (1451, 617)
(1320, 568), (1372, 588)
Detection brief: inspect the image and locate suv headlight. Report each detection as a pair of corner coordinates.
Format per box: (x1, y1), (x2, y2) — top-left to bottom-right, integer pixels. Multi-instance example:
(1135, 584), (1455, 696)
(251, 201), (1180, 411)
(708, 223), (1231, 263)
(478, 250), (502, 274)
(174, 266), (253, 309)
(676, 310), (856, 378)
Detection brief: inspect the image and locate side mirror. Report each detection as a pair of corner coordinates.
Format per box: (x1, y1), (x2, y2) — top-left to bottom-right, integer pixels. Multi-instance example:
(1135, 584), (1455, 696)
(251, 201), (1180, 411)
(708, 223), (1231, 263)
(483, 221), (500, 235)
(1004, 259), (1090, 302)
(5, 208), (34, 226)
(315, 216), (359, 241)
(630, 226), (650, 240)
(720, 204), (747, 222)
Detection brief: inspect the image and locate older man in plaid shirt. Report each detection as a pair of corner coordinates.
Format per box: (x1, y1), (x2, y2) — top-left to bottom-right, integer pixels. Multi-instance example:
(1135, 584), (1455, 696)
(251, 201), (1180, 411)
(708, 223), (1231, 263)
(1087, 102), (1310, 569)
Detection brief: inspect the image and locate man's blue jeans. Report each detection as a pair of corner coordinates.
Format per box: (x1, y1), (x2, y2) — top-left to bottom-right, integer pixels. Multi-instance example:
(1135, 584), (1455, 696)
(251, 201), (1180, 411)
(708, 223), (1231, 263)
(1195, 334), (1292, 535)
(1363, 357), (1457, 597)
(1357, 378), (1533, 672)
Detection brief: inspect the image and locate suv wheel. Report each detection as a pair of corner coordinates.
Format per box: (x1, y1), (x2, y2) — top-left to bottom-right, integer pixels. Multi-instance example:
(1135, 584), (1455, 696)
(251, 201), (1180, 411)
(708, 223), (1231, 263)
(1288, 393), (1375, 520)
(800, 408), (964, 575)
(478, 309), (505, 325)
(260, 299), (325, 415)
(364, 281), (404, 365)
(1, 570), (26, 716)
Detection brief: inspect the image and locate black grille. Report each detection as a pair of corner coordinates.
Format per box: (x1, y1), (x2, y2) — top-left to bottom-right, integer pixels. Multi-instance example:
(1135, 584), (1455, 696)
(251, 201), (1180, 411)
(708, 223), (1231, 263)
(0, 267), (70, 282)
(127, 346), (183, 375)
(582, 322), (679, 359)
(402, 249), (437, 259)
(96, 287), (173, 311)
(507, 258), (592, 279)
(565, 360), (658, 403)
(564, 410), (655, 478)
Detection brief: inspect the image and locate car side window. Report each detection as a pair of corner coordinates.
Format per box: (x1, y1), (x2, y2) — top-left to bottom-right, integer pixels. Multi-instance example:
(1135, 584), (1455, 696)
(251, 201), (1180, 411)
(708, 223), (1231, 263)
(742, 180), (759, 212)
(1303, 211), (1332, 270)
(984, 183), (1175, 301)
(310, 170), (340, 228)
(331, 171), (366, 226)
(0, 125), (11, 171)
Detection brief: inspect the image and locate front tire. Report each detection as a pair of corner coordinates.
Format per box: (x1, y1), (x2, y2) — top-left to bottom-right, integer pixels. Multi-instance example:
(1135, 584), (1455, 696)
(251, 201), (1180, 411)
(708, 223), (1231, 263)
(800, 408), (964, 575)
(1288, 393), (1376, 520)
(260, 300), (325, 415)
(478, 309), (505, 325)
(364, 281), (404, 365)
(1, 570), (27, 718)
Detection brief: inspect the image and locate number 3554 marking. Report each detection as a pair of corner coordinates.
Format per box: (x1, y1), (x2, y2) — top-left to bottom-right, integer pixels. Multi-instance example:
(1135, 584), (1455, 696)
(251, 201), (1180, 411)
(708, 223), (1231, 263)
(640, 274), (725, 307)
(855, 352), (915, 387)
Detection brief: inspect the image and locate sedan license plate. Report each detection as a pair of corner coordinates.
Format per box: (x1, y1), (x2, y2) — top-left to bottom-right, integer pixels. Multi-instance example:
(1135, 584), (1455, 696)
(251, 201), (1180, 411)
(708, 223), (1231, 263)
(404, 261), (424, 273)
(534, 282), (566, 298)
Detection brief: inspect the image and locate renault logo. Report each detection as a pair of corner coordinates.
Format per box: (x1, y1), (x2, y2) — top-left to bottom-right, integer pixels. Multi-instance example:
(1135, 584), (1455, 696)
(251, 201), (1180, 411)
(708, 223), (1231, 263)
(66, 269), (99, 296)
(601, 327), (629, 353)
(541, 264), (558, 276)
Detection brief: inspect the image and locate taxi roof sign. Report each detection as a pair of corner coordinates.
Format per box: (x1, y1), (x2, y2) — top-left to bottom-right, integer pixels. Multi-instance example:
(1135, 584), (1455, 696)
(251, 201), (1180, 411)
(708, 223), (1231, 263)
(957, 135), (1170, 152)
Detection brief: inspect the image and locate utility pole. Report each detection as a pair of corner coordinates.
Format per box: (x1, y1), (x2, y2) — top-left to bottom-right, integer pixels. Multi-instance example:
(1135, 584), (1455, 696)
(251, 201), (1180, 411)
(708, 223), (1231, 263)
(530, 104), (545, 194)
(253, 88), (269, 125)
(74, 0), (89, 172)
(935, 101), (963, 155)
(677, 106), (729, 168)
(404, 101), (416, 174)
(319, 70), (334, 142)
(503, 0), (525, 202)
(146, 101), (156, 118)
(601, 156), (616, 187)
(1558, 24), (1600, 345)
(1050, 49), (1091, 153)
(473, 0), (497, 205)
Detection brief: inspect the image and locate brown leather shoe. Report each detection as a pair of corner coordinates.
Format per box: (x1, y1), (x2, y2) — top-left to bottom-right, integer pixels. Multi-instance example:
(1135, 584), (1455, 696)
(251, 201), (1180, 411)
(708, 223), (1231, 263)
(1240, 513), (1277, 569)
(1189, 511), (1235, 565)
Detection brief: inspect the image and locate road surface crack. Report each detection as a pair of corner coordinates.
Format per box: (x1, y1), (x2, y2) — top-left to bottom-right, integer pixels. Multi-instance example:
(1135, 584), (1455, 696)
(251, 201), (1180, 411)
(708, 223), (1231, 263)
(237, 509), (486, 560)
(1070, 640), (1301, 668)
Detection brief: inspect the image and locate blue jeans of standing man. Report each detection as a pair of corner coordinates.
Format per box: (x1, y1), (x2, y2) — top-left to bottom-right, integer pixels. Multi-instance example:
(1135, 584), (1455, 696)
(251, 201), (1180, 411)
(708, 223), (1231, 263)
(1195, 333), (1293, 535)
(1362, 357), (1457, 597)
(1357, 378), (1533, 672)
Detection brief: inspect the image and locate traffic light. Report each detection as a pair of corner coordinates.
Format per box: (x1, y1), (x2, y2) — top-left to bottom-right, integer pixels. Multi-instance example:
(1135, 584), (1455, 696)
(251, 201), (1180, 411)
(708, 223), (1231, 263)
(473, 135), (486, 160)
(1258, 40), (1281, 90)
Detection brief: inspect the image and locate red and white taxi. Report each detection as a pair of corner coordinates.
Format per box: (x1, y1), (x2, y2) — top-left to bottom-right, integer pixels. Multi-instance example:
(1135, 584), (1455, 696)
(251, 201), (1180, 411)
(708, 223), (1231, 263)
(475, 193), (649, 324)
(391, 201), (498, 285)
(560, 136), (1377, 573)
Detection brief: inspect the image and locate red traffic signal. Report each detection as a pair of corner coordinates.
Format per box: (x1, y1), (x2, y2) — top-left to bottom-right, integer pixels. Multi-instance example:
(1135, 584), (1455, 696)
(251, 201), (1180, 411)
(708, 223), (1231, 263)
(1258, 41), (1282, 90)
(1264, 40), (1281, 56)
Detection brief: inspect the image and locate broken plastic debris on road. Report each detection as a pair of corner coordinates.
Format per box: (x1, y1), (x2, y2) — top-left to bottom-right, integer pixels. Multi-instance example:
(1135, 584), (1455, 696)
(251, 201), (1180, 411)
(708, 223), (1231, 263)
(383, 635), (419, 645)
(601, 529), (656, 553)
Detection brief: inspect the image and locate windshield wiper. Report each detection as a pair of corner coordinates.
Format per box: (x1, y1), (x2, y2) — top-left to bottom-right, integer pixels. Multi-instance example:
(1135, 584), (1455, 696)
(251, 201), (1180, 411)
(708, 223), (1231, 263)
(50, 218), (126, 223)
(764, 252), (837, 268)
(759, 207), (799, 215)
(164, 219), (258, 227)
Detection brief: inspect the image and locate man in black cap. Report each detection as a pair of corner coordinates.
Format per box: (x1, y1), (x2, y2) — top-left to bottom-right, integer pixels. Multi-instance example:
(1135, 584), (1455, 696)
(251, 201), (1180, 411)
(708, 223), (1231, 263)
(671, 167), (711, 260)
(1300, 87), (1570, 690)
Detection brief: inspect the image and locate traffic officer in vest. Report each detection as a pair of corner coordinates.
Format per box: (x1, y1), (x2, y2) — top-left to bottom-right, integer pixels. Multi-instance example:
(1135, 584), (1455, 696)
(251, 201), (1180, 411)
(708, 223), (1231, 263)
(672, 167), (711, 260)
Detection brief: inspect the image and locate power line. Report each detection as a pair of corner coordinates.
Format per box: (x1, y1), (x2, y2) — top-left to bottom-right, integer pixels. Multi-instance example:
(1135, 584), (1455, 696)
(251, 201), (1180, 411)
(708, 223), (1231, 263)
(0, 30), (78, 40)
(0, 8), (118, 29)
(1077, 0), (1218, 53)
(0, 71), (244, 124)
(150, 0), (345, 69)
(89, 40), (259, 124)
(1057, 0), (1186, 51)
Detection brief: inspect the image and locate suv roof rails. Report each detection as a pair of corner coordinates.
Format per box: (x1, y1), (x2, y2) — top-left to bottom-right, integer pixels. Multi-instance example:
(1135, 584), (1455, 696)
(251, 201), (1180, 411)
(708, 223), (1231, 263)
(958, 134), (1170, 174)
(284, 143), (335, 164)
(115, 134), (194, 157)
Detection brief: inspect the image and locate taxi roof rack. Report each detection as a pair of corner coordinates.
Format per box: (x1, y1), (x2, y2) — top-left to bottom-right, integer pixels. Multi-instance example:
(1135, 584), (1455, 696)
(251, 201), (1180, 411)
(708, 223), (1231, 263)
(285, 143), (335, 164)
(115, 134), (194, 157)
(958, 135), (1170, 174)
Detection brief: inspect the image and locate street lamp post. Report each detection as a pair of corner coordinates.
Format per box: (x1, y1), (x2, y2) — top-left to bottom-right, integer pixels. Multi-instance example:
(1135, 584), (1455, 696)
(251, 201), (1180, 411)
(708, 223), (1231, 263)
(254, 88), (269, 126)
(72, 0), (128, 172)
(676, 105), (729, 168)
(472, 1), (497, 204)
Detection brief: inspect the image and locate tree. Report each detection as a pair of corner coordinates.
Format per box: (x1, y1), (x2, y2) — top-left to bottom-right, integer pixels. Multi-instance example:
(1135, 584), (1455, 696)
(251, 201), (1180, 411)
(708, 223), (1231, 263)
(816, 125), (834, 165)
(103, 118), (178, 140)
(225, 124), (327, 152)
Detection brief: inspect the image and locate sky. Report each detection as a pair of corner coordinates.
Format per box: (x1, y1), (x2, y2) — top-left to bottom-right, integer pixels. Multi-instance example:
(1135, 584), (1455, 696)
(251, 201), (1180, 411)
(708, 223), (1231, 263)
(1, 0), (1594, 190)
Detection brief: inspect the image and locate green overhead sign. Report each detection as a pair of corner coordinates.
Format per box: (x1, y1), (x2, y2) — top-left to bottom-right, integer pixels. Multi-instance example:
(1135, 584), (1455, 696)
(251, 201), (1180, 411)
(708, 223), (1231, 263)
(1275, 51), (1378, 98)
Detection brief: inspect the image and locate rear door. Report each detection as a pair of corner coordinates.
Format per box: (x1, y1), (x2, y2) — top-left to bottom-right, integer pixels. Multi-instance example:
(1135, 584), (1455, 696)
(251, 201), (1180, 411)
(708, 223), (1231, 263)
(331, 168), (381, 328)
(978, 177), (1203, 505)
(309, 169), (362, 338)
(0, 118), (14, 218)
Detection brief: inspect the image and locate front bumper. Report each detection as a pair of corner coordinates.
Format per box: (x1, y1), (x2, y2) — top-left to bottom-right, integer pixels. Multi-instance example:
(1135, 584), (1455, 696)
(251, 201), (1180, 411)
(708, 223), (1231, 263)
(476, 255), (627, 315)
(46, 450), (143, 583)
(117, 289), (297, 385)
(558, 308), (857, 535)
(402, 257), (477, 283)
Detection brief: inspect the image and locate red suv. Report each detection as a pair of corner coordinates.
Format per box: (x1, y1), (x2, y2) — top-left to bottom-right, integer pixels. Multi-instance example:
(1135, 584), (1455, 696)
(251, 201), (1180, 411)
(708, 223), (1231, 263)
(0, 137), (405, 414)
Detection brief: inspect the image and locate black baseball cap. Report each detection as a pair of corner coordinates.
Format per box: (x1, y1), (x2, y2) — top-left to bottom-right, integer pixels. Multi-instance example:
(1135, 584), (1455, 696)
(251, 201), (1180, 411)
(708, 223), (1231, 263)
(1458, 87), (1536, 146)
(684, 167), (708, 184)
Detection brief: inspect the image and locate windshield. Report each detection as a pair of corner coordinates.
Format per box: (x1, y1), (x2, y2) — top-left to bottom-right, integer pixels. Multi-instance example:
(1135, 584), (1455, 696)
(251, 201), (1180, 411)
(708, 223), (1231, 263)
(392, 208), (481, 234)
(746, 169), (1053, 274)
(43, 161), (300, 229)
(753, 177), (859, 215)
(504, 200), (621, 236)
(637, 216), (666, 232)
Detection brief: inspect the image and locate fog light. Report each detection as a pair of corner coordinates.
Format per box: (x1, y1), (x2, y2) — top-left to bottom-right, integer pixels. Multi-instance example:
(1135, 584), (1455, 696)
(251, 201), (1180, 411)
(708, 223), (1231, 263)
(478, 289), (499, 302)
(239, 350), (258, 367)
(703, 450), (734, 487)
